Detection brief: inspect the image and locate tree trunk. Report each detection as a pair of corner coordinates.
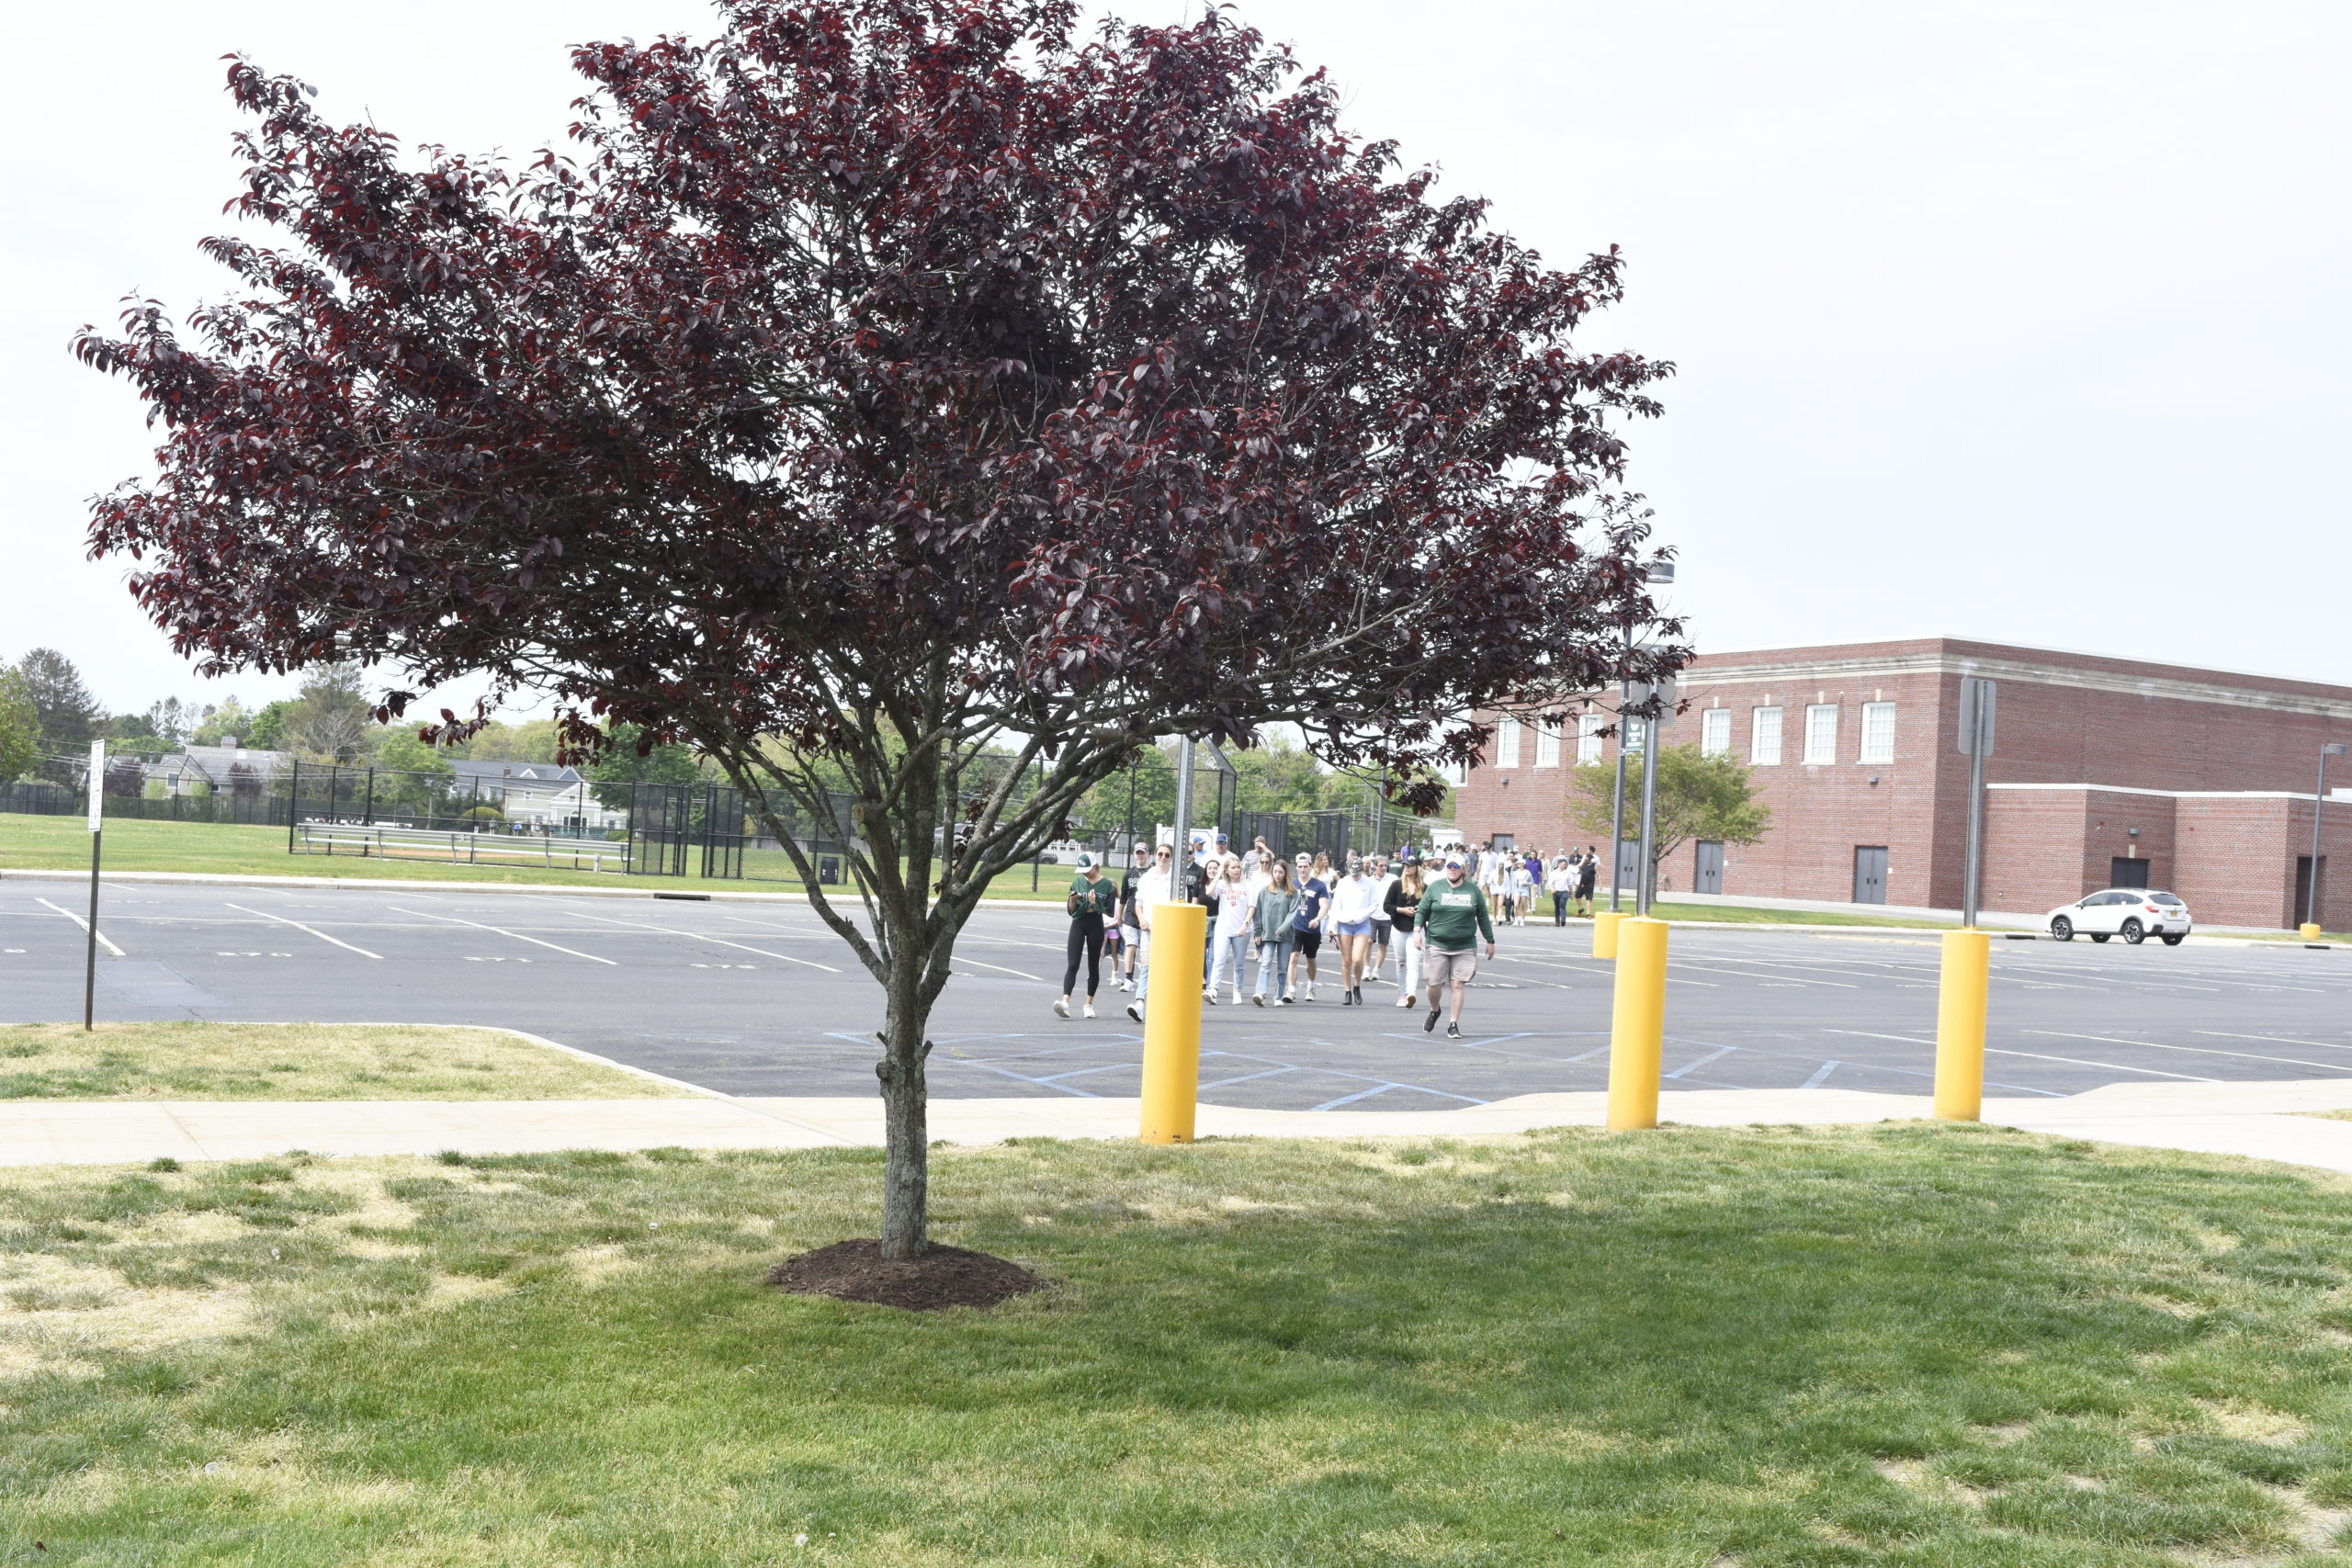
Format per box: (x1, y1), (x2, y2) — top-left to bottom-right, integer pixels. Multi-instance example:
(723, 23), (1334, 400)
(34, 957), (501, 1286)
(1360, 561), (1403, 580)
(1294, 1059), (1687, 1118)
(876, 969), (932, 1258)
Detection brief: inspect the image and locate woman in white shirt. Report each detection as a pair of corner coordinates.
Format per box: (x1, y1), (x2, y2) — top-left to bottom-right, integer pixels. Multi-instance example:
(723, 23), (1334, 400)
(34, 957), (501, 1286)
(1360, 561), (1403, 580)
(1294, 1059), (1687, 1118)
(1204, 855), (1255, 1006)
(1327, 860), (1384, 1007)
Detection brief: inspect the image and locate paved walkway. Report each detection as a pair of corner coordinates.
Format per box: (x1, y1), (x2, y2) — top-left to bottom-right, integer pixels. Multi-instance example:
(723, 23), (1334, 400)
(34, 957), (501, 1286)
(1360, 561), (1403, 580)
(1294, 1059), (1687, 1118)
(11, 1079), (2352, 1173)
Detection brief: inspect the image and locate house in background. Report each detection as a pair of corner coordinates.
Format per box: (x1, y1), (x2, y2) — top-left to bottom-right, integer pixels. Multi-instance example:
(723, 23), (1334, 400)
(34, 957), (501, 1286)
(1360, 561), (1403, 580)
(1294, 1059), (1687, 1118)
(150, 743), (294, 796)
(447, 759), (625, 830)
(1455, 637), (2352, 931)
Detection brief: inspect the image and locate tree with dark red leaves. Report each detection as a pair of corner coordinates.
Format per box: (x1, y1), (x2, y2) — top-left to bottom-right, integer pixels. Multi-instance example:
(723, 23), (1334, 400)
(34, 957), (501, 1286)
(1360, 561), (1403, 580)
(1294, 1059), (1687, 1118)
(78, 0), (1679, 1256)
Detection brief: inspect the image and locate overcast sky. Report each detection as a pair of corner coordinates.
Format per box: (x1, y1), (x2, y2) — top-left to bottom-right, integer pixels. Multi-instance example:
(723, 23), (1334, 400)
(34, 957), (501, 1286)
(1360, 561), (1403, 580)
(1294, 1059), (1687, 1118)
(4, 0), (2345, 723)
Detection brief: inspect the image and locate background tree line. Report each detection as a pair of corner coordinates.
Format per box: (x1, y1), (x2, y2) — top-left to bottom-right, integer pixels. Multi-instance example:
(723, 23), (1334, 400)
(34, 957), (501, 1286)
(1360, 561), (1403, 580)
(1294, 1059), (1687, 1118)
(0, 648), (700, 794)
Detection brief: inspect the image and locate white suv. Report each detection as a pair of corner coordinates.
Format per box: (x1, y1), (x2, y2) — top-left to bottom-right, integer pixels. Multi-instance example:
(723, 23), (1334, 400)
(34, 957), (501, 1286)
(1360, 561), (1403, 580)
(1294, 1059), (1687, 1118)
(2047, 889), (2193, 947)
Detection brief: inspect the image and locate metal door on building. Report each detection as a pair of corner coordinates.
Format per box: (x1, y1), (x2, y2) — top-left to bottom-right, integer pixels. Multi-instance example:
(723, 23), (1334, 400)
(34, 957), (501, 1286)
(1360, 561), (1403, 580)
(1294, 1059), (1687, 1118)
(1695, 840), (1724, 895)
(2109, 857), (2150, 890)
(1852, 845), (1889, 905)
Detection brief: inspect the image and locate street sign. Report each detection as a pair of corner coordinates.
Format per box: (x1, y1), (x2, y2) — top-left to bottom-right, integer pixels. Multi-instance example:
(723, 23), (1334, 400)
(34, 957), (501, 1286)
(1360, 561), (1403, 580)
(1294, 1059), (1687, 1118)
(1956, 677), (1996, 756)
(1626, 677), (1679, 724)
(87, 740), (105, 831)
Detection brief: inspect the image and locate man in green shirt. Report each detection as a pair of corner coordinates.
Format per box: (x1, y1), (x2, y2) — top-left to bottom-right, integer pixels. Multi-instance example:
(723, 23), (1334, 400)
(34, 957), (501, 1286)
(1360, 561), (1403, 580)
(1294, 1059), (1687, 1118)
(1414, 854), (1497, 1040)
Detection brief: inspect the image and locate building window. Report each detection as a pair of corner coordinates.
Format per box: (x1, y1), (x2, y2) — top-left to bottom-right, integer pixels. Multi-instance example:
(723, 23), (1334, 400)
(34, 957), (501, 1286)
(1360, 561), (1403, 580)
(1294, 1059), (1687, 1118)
(1700, 707), (1731, 757)
(1750, 706), (1783, 766)
(1534, 723), (1560, 768)
(1495, 716), (1520, 769)
(1859, 702), (1896, 764)
(1804, 704), (1839, 764)
(1577, 713), (1606, 765)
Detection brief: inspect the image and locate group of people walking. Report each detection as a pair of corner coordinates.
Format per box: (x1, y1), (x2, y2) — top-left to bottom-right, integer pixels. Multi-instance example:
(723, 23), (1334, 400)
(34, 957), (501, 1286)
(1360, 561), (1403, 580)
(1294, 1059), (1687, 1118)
(1055, 836), (1500, 1041)
(1468, 842), (1606, 927)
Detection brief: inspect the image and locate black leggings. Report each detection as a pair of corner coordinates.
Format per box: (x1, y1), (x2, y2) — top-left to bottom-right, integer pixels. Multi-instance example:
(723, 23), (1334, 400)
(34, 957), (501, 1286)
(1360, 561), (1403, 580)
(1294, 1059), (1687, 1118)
(1063, 917), (1104, 998)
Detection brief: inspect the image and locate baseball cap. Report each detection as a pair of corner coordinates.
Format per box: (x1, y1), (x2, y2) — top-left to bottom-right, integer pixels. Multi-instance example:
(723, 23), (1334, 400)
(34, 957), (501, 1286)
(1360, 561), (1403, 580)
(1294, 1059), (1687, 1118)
(1075, 852), (1097, 869)
(1443, 854), (1464, 869)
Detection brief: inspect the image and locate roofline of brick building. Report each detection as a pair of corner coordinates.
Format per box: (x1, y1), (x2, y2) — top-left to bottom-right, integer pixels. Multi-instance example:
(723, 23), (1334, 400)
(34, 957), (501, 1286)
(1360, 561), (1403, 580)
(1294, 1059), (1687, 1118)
(1677, 636), (2352, 719)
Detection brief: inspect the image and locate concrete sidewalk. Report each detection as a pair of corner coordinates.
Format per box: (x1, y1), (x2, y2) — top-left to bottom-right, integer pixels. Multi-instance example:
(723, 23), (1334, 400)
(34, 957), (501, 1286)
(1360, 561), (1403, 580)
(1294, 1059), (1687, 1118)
(11, 1078), (2352, 1173)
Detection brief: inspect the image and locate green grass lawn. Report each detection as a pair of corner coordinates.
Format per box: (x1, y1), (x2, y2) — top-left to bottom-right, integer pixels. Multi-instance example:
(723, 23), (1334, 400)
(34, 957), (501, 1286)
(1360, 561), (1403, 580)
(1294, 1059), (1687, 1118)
(0, 812), (1067, 899)
(0, 1021), (684, 1101)
(8, 1125), (2352, 1563)
(1645, 899), (1957, 931)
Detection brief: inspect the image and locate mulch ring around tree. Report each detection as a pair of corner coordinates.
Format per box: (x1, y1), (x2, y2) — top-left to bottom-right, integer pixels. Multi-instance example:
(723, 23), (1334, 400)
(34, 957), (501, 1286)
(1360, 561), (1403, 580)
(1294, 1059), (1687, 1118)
(766, 1239), (1046, 1312)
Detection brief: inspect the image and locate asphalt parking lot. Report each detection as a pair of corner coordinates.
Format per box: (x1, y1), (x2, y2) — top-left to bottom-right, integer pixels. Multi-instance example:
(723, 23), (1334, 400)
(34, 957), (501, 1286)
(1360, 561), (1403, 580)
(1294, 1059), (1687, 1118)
(6, 880), (2350, 1110)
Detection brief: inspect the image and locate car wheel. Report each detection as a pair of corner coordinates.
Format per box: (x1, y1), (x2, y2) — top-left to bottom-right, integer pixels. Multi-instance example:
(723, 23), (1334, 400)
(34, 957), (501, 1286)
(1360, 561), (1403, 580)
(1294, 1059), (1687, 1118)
(2161, 933), (2185, 946)
(2050, 918), (2074, 941)
(2089, 932), (2110, 943)
(2120, 919), (2145, 945)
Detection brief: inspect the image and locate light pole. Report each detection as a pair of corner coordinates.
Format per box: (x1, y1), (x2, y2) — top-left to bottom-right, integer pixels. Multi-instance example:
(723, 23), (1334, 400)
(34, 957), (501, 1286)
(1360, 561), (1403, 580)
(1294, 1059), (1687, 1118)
(2309, 742), (2348, 938)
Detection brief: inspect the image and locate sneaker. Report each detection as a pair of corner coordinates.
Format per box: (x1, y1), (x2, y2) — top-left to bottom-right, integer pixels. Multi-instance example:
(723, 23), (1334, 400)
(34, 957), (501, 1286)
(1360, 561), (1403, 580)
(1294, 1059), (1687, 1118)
(1126, 1001), (1144, 1022)
(1351, 986), (1363, 1005)
(1204, 990), (1219, 1006)
(1053, 998), (1069, 1019)
(1340, 989), (1353, 1007)
(1422, 1007), (1441, 1034)
(1083, 1003), (1095, 1020)
(1446, 1023), (1464, 1040)
(1277, 995), (1294, 1006)
(1116, 978), (1131, 993)
(1305, 986), (1317, 1002)
(1395, 996), (1413, 1009)
(1252, 994), (1265, 1008)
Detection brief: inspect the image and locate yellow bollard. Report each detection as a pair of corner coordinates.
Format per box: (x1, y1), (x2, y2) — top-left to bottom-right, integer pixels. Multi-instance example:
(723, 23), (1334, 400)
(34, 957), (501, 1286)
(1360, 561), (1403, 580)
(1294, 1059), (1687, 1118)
(1138, 901), (1207, 1145)
(1592, 908), (1624, 960)
(1934, 929), (1991, 1121)
(1605, 916), (1668, 1130)
(2302, 923), (2324, 942)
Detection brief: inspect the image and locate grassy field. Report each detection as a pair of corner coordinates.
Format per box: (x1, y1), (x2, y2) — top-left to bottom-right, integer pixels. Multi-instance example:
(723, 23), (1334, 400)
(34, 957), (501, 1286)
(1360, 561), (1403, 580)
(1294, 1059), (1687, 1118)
(0, 812), (1069, 898)
(0, 1021), (684, 1101)
(8, 1125), (2352, 1564)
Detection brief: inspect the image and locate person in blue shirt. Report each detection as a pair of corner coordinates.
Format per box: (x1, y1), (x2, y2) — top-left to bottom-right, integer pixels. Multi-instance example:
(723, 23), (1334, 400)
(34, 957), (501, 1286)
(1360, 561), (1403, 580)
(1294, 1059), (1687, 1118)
(1284, 852), (1330, 1002)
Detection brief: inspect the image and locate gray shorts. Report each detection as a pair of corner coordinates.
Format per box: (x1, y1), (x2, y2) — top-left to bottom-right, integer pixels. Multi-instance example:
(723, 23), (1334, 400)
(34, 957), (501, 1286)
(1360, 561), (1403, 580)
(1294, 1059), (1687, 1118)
(1426, 947), (1478, 987)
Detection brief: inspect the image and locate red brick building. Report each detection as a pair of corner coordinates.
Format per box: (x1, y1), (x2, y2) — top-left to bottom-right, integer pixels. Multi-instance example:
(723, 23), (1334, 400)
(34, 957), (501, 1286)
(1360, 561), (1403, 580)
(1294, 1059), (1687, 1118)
(1454, 637), (2352, 929)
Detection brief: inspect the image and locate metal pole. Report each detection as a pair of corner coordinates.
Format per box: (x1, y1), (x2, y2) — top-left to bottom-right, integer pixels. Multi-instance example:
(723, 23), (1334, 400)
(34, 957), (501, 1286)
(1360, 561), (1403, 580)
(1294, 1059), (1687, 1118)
(288, 757), (300, 852)
(1173, 737), (1194, 867)
(1635, 714), (1660, 918)
(84, 739), (104, 1032)
(2312, 746), (2345, 932)
(1608, 683), (1630, 911)
(1962, 710), (1988, 928)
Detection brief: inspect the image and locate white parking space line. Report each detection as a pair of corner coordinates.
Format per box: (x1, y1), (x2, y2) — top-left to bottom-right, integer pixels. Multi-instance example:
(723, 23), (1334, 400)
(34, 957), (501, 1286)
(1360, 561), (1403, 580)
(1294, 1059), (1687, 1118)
(2197, 1031), (2352, 1050)
(1823, 1028), (2221, 1083)
(953, 954), (1045, 981)
(1501, 955), (1718, 987)
(1667, 959), (1857, 988)
(35, 897), (124, 958)
(567, 911), (842, 973)
(224, 903), (383, 960)
(2025, 1030), (2352, 1076)
(390, 906), (618, 964)
(719, 914), (834, 939)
